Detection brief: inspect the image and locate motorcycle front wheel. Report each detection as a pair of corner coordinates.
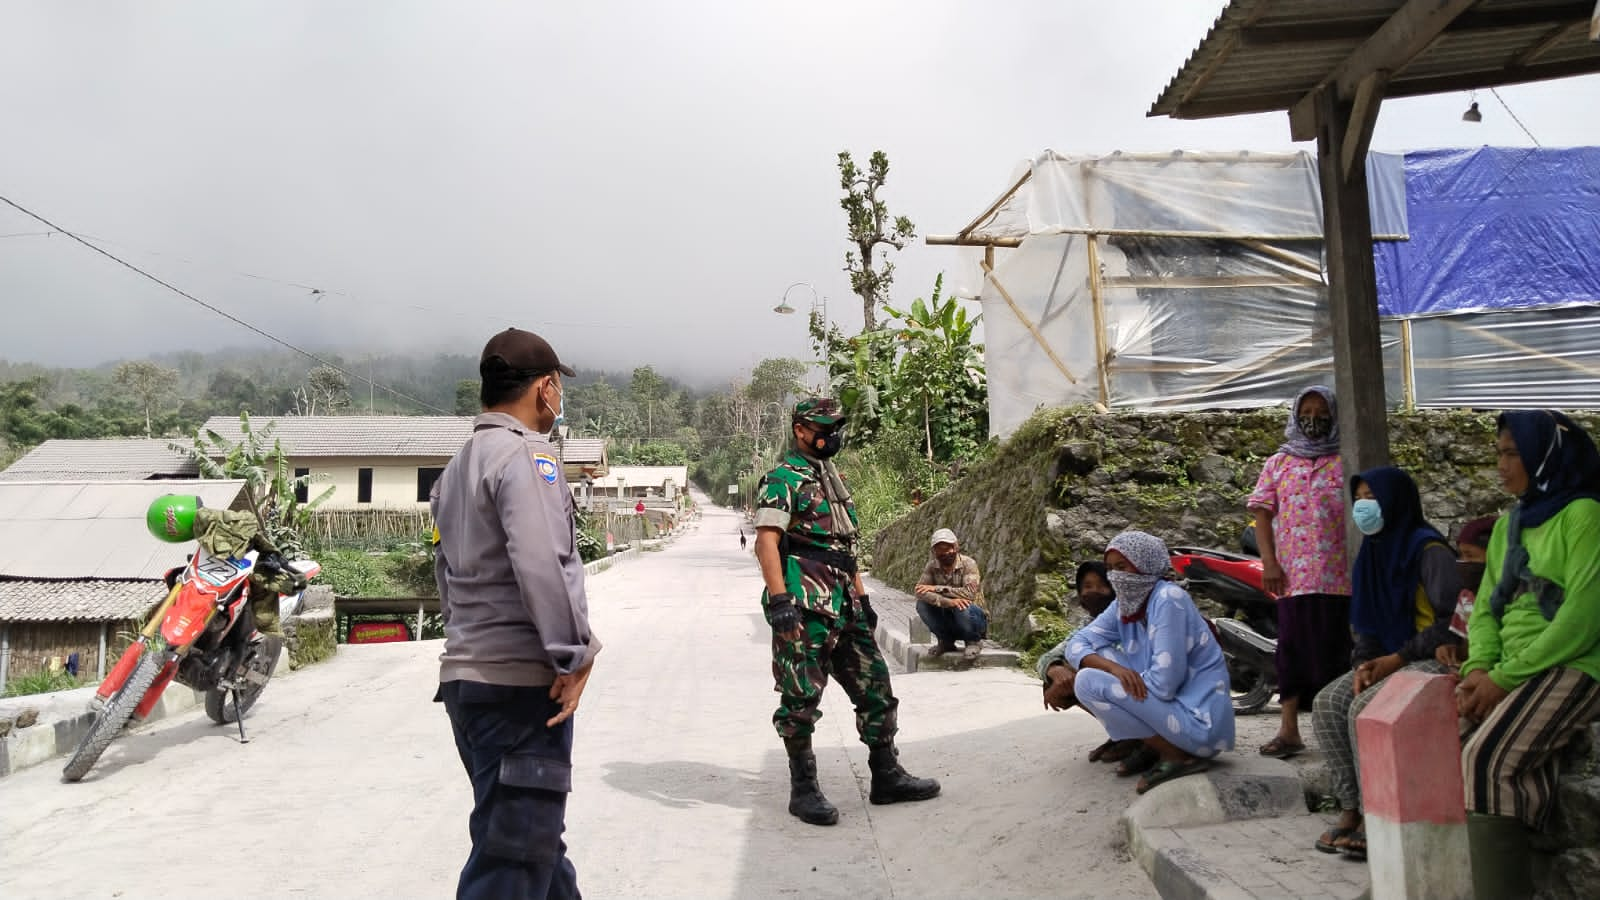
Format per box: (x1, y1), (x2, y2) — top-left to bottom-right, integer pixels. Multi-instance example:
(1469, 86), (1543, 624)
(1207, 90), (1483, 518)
(62, 652), (165, 782)
(1226, 655), (1275, 715)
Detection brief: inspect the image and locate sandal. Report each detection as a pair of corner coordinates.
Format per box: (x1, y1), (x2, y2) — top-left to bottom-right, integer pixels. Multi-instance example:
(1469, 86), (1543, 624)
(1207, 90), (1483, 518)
(1116, 744), (1161, 777)
(1136, 757), (1213, 794)
(1315, 826), (1357, 854)
(1258, 737), (1306, 759)
(1340, 829), (1367, 861)
(1087, 739), (1121, 762)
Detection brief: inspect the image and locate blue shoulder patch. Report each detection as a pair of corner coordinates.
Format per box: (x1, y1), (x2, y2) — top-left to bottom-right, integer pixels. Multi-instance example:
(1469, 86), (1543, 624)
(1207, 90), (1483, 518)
(533, 454), (560, 485)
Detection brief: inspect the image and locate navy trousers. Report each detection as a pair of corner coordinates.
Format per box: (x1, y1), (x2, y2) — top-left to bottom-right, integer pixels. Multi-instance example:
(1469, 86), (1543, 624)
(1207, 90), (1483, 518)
(916, 600), (988, 644)
(439, 680), (580, 900)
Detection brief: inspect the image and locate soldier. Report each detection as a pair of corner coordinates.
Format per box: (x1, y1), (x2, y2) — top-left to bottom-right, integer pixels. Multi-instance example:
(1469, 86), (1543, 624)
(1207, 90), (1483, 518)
(753, 398), (941, 826)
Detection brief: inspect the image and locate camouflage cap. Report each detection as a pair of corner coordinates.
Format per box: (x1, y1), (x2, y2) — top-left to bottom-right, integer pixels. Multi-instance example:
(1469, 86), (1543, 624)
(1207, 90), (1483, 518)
(792, 397), (846, 428)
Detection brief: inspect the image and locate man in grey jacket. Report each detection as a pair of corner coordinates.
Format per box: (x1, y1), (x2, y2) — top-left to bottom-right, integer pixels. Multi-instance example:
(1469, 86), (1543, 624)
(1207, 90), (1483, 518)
(432, 327), (601, 900)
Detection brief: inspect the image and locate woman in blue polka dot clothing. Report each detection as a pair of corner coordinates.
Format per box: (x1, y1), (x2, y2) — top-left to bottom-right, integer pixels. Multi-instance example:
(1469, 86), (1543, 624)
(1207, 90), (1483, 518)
(1069, 530), (1237, 794)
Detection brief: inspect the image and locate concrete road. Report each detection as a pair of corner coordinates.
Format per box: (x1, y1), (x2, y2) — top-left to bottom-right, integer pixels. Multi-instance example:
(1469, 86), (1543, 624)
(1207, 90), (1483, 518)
(0, 501), (1155, 899)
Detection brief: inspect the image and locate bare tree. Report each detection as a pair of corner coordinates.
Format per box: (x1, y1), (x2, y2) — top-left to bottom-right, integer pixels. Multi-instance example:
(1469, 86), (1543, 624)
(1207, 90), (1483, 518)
(113, 360), (179, 436)
(839, 150), (915, 332)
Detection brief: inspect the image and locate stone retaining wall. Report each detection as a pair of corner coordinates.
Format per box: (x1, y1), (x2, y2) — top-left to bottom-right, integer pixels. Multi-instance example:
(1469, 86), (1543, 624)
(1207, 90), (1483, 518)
(872, 405), (1599, 655)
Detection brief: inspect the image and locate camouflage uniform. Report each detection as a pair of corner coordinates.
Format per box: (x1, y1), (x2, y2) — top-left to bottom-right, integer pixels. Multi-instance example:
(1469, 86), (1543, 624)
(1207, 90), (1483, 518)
(754, 403), (897, 747)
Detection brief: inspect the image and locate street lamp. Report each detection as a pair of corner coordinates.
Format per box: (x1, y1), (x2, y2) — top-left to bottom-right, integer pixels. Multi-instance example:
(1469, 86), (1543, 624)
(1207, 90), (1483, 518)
(774, 282), (831, 391)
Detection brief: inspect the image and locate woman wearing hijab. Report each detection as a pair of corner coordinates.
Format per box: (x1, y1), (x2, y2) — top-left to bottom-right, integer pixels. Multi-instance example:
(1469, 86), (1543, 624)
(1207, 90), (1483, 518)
(1038, 562), (1149, 766)
(1247, 385), (1353, 759)
(1068, 531), (1236, 794)
(1308, 467), (1462, 860)
(1457, 411), (1600, 898)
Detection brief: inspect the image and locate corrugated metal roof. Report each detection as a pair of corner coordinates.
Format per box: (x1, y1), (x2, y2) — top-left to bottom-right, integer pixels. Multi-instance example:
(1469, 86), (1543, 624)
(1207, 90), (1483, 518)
(592, 466), (688, 489)
(0, 438), (199, 482)
(0, 578), (162, 622)
(0, 480), (247, 580)
(1150, 0), (1600, 120)
(199, 415), (473, 458)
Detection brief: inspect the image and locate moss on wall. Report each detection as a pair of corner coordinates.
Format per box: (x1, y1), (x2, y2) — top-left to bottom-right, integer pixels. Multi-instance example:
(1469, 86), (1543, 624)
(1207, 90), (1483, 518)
(285, 607), (337, 671)
(873, 405), (1598, 658)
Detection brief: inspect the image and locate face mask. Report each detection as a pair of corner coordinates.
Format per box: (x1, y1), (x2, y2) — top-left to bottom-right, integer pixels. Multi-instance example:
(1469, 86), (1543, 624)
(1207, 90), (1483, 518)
(543, 380), (566, 428)
(1298, 415), (1333, 441)
(1107, 570), (1159, 618)
(1078, 590), (1114, 618)
(1352, 498), (1384, 535)
(808, 429), (843, 459)
(936, 552), (958, 567)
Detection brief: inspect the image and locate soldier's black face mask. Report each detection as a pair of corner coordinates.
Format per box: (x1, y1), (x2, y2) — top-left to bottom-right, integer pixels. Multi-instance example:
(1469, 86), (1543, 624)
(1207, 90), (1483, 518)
(803, 425), (844, 459)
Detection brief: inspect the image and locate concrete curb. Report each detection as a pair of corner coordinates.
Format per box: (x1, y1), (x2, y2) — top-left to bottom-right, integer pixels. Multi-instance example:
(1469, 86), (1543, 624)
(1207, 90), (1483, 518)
(862, 576), (1020, 673)
(0, 644), (293, 780)
(584, 544), (642, 576)
(1121, 754), (1371, 900)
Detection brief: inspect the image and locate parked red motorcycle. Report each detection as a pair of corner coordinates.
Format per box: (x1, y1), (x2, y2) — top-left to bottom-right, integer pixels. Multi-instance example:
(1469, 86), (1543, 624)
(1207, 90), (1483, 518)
(62, 497), (318, 782)
(1171, 527), (1280, 715)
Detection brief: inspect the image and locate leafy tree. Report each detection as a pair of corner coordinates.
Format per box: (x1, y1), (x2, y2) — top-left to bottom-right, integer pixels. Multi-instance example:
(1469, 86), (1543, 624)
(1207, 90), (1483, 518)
(612, 441), (688, 466)
(838, 150), (916, 333)
(630, 366), (668, 437)
(884, 274), (988, 462)
(113, 360), (179, 436)
(206, 369), (261, 416)
(171, 413), (333, 558)
(455, 379), (479, 415)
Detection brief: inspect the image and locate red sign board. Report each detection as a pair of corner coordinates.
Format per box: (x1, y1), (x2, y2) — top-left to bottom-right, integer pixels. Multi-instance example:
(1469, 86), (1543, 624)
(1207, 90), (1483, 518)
(349, 621), (412, 644)
(635, 501), (646, 514)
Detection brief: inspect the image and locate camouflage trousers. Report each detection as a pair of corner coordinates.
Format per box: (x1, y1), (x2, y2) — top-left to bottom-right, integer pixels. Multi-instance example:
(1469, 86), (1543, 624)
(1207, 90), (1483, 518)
(771, 604), (898, 747)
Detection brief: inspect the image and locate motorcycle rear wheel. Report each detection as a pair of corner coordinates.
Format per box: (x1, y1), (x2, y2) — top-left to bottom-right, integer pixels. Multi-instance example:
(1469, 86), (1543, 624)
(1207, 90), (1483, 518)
(204, 636), (281, 724)
(62, 652), (165, 782)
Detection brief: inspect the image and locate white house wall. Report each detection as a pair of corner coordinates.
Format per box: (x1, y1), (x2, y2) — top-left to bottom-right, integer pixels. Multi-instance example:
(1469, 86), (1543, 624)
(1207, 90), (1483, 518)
(291, 455), (452, 509)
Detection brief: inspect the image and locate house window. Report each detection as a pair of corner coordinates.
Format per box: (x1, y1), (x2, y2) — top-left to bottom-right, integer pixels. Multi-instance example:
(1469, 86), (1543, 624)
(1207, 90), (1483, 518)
(416, 467), (444, 502)
(357, 468), (373, 504)
(294, 468), (310, 504)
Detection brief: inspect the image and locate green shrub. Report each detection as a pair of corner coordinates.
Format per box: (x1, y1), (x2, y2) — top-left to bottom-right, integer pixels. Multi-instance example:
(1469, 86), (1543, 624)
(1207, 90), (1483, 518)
(4, 669), (83, 698)
(317, 548), (393, 597)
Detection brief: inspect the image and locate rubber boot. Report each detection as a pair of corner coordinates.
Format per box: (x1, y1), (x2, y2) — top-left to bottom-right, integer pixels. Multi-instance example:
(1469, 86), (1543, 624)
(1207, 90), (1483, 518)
(783, 737), (838, 826)
(1467, 812), (1535, 900)
(867, 744), (941, 805)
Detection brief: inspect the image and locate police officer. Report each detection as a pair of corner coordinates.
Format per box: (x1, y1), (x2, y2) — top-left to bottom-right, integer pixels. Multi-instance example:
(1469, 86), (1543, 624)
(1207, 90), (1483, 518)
(431, 328), (601, 900)
(753, 398), (940, 826)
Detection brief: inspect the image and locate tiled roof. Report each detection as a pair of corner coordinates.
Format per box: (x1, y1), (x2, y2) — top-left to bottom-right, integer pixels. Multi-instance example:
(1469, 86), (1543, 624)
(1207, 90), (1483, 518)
(0, 578), (162, 622)
(199, 415), (473, 458)
(0, 438), (199, 482)
(0, 480), (247, 580)
(592, 466), (688, 489)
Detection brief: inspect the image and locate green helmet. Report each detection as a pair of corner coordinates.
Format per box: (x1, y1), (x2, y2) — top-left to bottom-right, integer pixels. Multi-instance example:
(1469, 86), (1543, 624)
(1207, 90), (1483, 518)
(147, 494), (204, 543)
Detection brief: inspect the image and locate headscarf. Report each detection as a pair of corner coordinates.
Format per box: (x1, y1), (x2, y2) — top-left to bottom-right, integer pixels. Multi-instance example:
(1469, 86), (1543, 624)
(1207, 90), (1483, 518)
(1349, 467), (1448, 655)
(1497, 410), (1600, 529)
(1105, 531), (1169, 622)
(1278, 385), (1341, 459)
(1074, 560), (1114, 618)
(1456, 515), (1498, 551)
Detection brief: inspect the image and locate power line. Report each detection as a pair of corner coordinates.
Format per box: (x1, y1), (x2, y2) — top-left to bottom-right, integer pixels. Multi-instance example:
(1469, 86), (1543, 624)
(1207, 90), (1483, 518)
(1488, 88), (1542, 147)
(0, 193), (453, 415)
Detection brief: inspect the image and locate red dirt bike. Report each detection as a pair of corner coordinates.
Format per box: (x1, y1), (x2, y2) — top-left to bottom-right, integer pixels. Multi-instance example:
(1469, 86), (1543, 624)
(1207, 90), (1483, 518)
(1170, 526), (1281, 715)
(61, 545), (319, 782)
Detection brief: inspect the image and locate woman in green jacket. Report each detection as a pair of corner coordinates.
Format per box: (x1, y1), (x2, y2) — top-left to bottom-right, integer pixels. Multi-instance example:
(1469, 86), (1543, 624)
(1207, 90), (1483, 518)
(1458, 410), (1600, 897)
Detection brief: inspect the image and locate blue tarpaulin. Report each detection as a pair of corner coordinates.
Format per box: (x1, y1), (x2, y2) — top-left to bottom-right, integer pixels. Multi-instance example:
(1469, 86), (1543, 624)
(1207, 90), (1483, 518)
(1375, 147), (1600, 318)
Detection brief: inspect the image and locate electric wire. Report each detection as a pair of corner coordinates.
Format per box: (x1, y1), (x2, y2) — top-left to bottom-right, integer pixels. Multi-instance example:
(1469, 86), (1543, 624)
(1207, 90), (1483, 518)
(0, 193), (454, 415)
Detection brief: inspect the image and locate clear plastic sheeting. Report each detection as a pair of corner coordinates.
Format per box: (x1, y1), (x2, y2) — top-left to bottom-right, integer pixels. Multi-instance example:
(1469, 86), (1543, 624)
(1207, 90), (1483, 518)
(945, 148), (1597, 438)
(1407, 308), (1600, 409)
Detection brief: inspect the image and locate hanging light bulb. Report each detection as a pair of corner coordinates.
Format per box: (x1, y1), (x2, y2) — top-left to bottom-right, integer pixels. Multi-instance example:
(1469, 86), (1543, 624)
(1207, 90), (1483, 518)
(1462, 90), (1482, 123)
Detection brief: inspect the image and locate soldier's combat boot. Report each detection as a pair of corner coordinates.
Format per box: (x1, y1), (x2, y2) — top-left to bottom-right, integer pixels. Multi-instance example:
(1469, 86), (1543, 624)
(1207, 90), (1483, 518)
(867, 744), (941, 805)
(783, 737), (839, 826)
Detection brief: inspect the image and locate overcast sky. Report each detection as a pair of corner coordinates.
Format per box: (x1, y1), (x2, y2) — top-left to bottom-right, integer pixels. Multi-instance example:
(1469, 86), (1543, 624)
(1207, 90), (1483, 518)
(2, 1), (1597, 384)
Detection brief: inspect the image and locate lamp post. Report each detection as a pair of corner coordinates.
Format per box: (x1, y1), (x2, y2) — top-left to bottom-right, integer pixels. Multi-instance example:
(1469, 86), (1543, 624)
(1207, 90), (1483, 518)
(774, 281), (830, 391)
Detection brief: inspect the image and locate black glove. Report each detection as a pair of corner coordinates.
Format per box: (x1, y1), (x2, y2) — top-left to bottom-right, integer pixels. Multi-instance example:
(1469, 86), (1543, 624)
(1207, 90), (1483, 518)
(858, 594), (878, 629)
(765, 592), (801, 635)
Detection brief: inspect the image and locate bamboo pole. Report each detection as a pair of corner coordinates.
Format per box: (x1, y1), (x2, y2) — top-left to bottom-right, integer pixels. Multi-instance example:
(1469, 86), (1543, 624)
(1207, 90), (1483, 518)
(1099, 274), (1314, 289)
(958, 168), (1034, 240)
(1085, 235), (1113, 406)
(1239, 238), (1326, 278)
(980, 260), (1079, 385)
(1188, 324), (1334, 398)
(926, 229), (1408, 247)
(1400, 318), (1417, 411)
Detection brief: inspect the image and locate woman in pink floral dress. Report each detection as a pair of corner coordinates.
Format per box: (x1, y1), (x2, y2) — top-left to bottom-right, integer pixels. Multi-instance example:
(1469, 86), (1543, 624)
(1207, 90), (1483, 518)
(1247, 385), (1352, 758)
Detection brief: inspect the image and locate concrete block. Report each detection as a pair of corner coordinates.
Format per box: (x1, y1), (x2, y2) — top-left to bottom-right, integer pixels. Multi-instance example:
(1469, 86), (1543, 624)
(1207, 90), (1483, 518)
(1205, 754), (1306, 820)
(1, 723), (59, 772)
(909, 616), (931, 644)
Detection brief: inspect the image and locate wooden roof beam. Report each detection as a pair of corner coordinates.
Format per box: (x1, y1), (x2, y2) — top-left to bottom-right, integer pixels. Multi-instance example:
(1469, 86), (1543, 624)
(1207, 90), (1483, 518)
(1242, 3), (1593, 46)
(1288, 0), (1478, 141)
